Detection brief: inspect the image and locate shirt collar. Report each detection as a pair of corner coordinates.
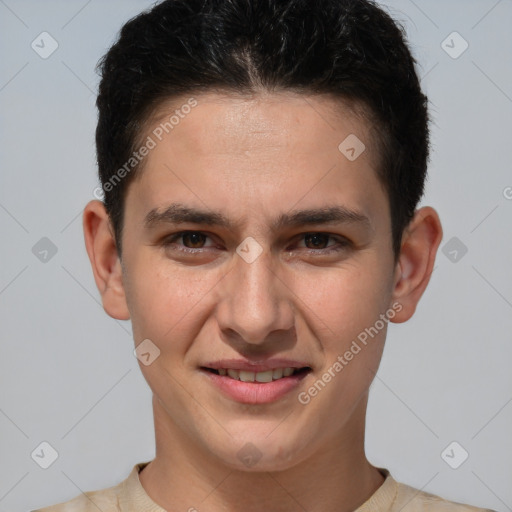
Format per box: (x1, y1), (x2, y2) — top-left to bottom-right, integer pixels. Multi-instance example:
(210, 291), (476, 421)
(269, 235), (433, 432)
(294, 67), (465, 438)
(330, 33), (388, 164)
(119, 462), (397, 512)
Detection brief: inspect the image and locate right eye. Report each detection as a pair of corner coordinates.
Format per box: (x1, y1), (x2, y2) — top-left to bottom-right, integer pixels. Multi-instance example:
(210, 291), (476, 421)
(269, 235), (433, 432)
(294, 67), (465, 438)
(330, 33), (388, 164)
(161, 231), (217, 253)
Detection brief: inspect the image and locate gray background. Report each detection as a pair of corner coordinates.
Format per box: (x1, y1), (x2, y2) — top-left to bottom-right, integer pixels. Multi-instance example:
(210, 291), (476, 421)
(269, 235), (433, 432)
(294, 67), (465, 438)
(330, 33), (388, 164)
(1, 0), (511, 510)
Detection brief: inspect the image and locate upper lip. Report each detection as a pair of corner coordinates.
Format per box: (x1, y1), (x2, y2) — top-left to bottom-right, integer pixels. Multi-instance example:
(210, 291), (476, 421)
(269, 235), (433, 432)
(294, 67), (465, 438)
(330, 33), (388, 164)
(201, 358), (312, 373)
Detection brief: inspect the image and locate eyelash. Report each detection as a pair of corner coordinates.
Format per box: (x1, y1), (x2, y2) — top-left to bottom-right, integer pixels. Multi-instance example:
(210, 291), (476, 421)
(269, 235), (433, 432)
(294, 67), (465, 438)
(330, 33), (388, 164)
(161, 231), (351, 255)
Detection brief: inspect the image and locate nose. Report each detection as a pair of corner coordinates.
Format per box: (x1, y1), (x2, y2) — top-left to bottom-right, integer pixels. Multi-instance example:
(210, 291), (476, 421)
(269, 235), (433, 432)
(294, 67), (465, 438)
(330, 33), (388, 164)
(215, 246), (295, 347)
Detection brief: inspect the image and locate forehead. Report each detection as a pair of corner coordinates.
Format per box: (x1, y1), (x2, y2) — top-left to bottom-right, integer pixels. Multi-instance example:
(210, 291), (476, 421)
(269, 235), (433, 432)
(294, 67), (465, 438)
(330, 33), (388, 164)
(142, 91), (377, 163)
(125, 91), (387, 231)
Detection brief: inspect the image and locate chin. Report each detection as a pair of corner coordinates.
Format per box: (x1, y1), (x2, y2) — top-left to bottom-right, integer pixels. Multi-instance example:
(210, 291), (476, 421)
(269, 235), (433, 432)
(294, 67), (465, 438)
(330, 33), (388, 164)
(210, 430), (313, 473)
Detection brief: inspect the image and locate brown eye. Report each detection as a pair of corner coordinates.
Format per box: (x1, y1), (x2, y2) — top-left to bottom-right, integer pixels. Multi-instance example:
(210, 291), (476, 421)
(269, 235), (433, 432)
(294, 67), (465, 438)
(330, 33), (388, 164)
(162, 231), (215, 253)
(304, 233), (331, 249)
(181, 232), (207, 248)
(296, 232), (351, 255)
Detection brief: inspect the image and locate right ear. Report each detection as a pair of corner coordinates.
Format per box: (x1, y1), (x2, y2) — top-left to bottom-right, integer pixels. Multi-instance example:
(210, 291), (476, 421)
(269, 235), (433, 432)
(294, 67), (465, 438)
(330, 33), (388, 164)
(82, 200), (130, 320)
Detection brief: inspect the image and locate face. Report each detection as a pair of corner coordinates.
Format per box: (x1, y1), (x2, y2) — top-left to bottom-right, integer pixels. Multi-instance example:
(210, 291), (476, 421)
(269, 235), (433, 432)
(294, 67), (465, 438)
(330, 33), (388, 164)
(108, 92), (403, 470)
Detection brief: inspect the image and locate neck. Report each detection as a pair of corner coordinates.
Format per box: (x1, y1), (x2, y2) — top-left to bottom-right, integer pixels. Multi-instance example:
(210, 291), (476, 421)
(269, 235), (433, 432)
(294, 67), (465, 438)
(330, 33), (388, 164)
(139, 395), (384, 512)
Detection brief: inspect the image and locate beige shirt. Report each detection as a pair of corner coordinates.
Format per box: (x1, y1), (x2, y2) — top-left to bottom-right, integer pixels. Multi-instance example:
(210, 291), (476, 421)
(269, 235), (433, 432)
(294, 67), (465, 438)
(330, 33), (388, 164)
(32, 461), (495, 512)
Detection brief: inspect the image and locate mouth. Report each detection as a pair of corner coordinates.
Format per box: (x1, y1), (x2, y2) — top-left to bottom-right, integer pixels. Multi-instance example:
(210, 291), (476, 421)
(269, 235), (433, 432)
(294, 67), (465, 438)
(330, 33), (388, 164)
(199, 365), (312, 404)
(201, 366), (312, 382)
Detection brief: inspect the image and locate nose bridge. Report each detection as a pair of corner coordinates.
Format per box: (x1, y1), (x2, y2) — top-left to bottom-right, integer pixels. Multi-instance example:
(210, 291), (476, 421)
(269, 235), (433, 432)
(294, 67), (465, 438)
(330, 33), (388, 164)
(217, 243), (293, 345)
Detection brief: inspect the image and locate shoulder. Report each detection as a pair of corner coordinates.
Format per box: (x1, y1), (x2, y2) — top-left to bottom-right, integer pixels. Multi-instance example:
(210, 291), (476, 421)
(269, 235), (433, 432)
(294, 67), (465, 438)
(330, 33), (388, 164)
(30, 461), (153, 512)
(394, 479), (496, 512)
(31, 479), (123, 512)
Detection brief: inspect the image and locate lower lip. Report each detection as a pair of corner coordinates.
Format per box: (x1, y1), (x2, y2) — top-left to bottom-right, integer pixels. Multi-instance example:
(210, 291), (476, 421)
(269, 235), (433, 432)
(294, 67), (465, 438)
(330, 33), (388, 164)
(201, 369), (310, 404)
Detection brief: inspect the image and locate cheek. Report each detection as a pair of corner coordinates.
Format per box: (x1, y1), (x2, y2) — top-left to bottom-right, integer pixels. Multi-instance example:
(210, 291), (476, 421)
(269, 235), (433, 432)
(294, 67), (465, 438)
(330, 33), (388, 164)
(126, 257), (221, 346)
(292, 260), (391, 349)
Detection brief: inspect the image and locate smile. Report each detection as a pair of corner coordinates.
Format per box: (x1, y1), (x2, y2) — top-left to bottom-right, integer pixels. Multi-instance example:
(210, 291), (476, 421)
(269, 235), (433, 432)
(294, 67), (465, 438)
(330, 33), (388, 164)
(201, 366), (312, 404)
(204, 367), (310, 382)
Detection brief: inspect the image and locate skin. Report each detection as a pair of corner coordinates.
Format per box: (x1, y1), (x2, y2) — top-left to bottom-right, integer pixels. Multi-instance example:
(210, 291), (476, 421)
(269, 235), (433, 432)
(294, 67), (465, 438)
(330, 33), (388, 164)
(83, 91), (442, 511)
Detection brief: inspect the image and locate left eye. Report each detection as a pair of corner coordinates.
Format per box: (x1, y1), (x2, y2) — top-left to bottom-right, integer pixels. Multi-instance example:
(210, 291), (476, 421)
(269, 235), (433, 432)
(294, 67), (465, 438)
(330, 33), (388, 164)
(299, 233), (338, 250)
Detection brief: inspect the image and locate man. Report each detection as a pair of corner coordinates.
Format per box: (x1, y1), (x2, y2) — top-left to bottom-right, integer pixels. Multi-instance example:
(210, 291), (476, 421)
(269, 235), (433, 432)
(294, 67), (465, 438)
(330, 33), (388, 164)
(34, 0), (495, 510)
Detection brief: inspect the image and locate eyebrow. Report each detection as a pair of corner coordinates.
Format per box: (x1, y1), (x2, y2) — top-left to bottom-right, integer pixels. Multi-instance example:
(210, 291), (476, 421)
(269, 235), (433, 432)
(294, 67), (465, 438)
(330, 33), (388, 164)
(144, 202), (372, 232)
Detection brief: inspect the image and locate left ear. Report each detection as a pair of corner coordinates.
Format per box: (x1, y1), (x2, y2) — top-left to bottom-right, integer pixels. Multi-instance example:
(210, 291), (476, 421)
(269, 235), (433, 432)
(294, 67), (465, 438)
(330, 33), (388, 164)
(389, 206), (443, 323)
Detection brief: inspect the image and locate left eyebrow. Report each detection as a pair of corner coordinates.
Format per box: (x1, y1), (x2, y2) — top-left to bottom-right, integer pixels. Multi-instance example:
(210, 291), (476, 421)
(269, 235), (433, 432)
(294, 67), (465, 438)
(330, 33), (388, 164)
(144, 202), (372, 232)
(273, 205), (372, 232)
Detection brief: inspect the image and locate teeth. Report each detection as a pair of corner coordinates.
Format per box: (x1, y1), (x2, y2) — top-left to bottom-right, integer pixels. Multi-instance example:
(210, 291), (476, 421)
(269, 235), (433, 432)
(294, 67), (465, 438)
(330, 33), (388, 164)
(272, 368), (283, 379)
(239, 370), (255, 382)
(255, 370), (273, 383)
(227, 369), (239, 380)
(215, 367), (299, 381)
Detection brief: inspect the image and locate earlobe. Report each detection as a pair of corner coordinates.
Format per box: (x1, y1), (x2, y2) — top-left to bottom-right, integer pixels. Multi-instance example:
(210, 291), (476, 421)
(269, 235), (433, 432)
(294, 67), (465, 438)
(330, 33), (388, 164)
(389, 206), (443, 324)
(83, 200), (131, 320)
